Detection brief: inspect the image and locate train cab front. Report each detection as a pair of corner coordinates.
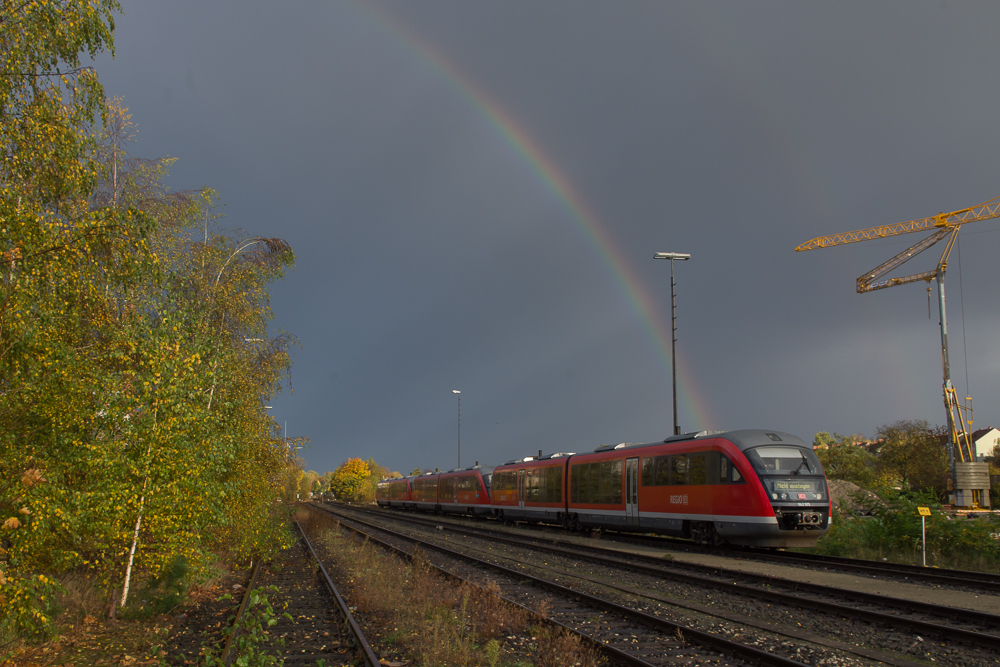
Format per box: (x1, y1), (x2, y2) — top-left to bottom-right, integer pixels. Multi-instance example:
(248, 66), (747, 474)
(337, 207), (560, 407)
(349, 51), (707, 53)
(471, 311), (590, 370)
(729, 432), (831, 548)
(750, 442), (830, 545)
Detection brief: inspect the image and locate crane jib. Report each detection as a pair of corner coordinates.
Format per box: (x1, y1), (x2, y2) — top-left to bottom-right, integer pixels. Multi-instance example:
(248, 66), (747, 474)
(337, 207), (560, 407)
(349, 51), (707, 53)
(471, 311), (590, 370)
(796, 195), (997, 509)
(795, 196), (1000, 252)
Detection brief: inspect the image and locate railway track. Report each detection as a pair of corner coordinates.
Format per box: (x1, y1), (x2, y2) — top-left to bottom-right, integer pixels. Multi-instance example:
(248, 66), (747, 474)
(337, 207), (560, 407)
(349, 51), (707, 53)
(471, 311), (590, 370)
(213, 520), (378, 666)
(319, 501), (1000, 667)
(599, 532), (1000, 593)
(312, 502), (877, 667)
(372, 500), (1000, 593)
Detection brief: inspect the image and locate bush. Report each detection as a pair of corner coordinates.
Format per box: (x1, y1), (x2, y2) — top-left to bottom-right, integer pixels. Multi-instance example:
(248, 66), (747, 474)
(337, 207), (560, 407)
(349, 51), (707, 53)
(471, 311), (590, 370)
(813, 485), (1000, 571)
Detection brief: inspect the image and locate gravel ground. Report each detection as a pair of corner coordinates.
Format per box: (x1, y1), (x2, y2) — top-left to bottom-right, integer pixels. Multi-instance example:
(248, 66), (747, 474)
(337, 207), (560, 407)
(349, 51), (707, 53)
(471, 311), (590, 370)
(612, 544), (1000, 615)
(332, 504), (1000, 667)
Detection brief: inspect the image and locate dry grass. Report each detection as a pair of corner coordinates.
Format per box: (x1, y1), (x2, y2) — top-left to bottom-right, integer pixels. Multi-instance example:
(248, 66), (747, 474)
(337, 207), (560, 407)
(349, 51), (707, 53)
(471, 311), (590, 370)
(528, 626), (599, 667)
(528, 598), (599, 667)
(304, 506), (604, 666)
(53, 572), (106, 622)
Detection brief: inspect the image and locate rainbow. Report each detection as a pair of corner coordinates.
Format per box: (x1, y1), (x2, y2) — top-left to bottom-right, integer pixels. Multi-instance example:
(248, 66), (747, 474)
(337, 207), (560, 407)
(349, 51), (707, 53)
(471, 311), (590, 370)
(360, 4), (715, 431)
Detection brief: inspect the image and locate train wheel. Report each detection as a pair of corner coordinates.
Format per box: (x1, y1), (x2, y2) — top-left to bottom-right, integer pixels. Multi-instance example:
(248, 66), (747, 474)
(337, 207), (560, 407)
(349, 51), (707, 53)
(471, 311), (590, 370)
(690, 521), (722, 546)
(561, 513), (582, 531)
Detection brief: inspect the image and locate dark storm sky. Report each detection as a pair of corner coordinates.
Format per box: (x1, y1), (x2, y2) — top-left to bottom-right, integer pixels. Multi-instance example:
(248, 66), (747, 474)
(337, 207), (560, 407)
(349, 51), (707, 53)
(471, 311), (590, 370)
(91, 1), (1000, 475)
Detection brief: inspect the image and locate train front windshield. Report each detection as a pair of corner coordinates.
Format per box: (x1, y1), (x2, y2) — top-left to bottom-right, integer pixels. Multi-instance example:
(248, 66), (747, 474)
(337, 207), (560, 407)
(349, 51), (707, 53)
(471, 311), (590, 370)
(744, 446), (826, 502)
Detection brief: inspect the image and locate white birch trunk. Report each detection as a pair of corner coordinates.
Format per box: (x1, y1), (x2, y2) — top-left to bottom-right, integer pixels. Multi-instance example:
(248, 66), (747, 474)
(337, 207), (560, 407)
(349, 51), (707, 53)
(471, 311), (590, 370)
(120, 476), (148, 609)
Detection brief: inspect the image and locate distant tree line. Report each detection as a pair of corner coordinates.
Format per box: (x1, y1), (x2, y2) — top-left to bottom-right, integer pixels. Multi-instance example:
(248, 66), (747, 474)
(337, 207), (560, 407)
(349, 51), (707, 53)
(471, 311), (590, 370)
(280, 457), (404, 504)
(813, 419), (999, 501)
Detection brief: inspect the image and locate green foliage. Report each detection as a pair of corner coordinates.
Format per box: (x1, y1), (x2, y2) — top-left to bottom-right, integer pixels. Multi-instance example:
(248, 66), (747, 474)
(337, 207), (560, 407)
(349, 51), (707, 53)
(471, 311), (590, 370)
(279, 454), (306, 503)
(328, 458), (372, 502)
(299, 470), (320, 498)
(874, 420), (949, 495)
(0, 4), (299, 639)
(813, 432), (877, 488)
(202, 585), (291, 667)
(484, 639), (501, 667)
(0, 574), (63, 648)
(814, 485), (1000, 570)
(119, 555), (189, 619)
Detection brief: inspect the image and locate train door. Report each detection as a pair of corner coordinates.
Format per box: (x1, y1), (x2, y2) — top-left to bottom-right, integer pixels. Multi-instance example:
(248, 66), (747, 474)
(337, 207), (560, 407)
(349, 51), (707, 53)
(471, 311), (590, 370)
(517, 469), (526, 514)
(625, 457), (639, 526)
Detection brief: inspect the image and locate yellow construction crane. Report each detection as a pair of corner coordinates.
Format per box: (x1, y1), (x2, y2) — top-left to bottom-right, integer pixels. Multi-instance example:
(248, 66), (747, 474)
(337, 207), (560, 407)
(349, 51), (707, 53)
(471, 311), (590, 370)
(796, 196), (1000, 507)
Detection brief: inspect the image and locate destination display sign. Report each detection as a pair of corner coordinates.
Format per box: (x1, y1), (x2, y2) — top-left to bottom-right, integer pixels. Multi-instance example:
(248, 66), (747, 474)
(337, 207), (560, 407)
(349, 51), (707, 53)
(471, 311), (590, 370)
(772, 481), (815, 491)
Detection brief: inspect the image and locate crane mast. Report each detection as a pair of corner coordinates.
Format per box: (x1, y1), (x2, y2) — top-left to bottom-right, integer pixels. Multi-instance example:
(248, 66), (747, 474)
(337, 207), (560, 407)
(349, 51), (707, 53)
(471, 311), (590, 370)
(796, 196), (999, 508)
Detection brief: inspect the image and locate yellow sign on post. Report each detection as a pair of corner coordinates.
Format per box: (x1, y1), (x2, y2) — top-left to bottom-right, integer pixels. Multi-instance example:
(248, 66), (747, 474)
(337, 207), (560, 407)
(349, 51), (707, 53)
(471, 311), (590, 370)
(917, 507), (930, 567)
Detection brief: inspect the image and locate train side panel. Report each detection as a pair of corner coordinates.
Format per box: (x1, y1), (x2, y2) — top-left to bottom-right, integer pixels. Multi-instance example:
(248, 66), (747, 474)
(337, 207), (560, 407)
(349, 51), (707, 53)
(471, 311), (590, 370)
(491, 457), (569, 523)
(437, 467), (494, 516)
(410, 473), (440, 512)
(562, 431), (830, 547)
(634, 439), (774, 541)
(375, 477), (412, 508)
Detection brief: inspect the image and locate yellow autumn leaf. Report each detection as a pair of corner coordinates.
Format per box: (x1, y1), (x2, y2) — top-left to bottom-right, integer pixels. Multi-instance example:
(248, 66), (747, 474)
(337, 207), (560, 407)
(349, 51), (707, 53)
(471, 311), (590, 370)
(3, 517), (22, 530)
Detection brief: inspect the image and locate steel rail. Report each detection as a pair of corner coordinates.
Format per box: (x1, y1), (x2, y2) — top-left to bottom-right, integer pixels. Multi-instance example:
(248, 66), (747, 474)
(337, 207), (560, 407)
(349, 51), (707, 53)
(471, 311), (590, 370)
(293, 519), (381, 667)
(332, 503), (1000, 649)
(316, 503), (813, 667)
(314, 507), (657, 667)
(419, 515), (1000, 633)
(371, 501), (1000, 591)
(611, 531), (1000, 592)
(222, 559), (264, 667)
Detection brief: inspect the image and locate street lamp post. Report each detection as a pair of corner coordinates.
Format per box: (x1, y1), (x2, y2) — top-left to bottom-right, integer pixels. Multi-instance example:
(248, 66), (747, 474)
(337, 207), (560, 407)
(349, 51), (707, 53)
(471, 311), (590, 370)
(654, 252), (691, 436)
(452, 390), (461, 468)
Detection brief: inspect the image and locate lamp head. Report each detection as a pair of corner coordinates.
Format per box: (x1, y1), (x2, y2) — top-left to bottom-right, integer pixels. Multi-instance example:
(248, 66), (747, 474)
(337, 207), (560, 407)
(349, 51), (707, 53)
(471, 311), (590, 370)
(654, 252), (691, 260)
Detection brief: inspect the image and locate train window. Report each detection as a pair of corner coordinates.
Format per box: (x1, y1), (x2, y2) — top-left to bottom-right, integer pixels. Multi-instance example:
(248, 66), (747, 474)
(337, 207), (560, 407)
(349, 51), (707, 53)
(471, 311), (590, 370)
(544, 467), (562, 503)
(528, 466), (561, 503)
(571, 460), (622, 504)
(525, 469), (539, 501)
(689, 454), (706, 485)
(671, 456), (688, 484)
(745, 446), (823, 475)
(570, 463), (589, 503)
(641, 457), (653, 486)
(493, 471), (511, 491)
(654, 456), (670, 485)
(604, 460), (623, 504)
(481, 473), (492, 491)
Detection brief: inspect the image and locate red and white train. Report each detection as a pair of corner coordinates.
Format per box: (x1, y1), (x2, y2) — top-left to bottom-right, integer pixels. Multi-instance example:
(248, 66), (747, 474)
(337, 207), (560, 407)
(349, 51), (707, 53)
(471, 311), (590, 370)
(375, 429), (830, 548)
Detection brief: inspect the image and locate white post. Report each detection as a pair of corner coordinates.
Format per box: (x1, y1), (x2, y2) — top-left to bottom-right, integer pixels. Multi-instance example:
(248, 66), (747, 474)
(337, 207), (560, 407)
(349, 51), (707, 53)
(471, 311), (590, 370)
(922, 515), (927, 567)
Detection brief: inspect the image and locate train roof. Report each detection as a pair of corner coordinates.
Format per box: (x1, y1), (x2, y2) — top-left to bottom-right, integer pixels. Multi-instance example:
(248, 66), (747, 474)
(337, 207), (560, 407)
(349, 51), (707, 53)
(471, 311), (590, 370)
(590, 429), (809, 454)
(388, 431), (808, 482)
(500, 451), (575, 465)
(439, 464), (496, 475)
(405, 464), (496, 481)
